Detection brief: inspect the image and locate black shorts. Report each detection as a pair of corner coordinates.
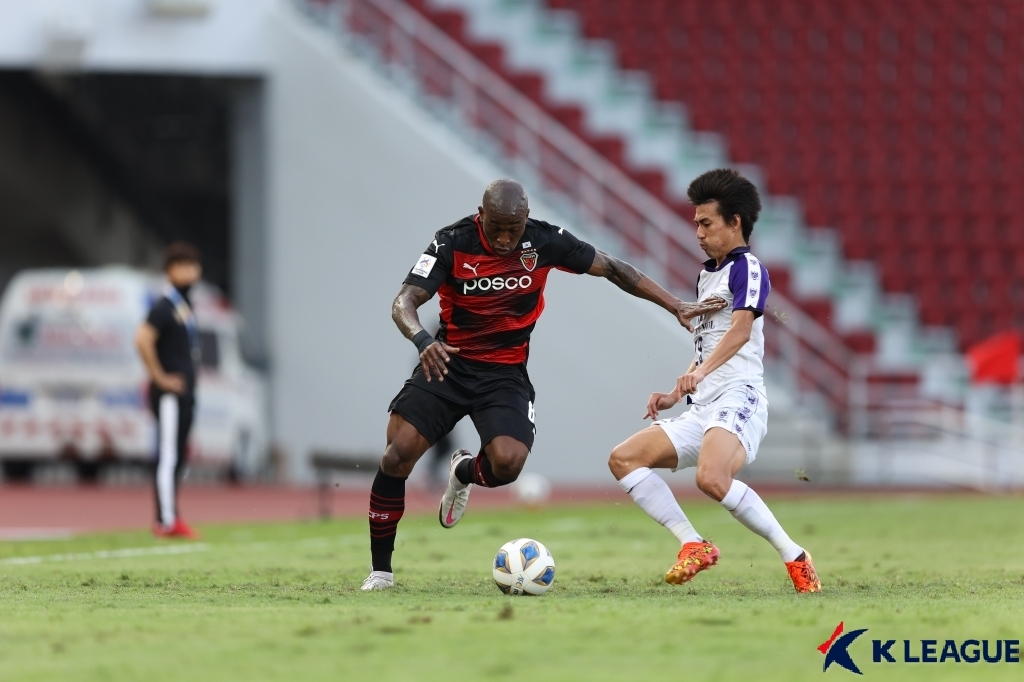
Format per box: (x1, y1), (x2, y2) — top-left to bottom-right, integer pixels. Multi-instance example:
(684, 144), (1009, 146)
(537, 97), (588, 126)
(388, 356), (536, 450)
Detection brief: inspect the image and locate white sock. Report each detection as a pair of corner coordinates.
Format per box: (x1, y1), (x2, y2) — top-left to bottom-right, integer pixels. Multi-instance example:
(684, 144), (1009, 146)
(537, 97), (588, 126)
(720, 480), (803, 563)
(619, 468), (702, 545)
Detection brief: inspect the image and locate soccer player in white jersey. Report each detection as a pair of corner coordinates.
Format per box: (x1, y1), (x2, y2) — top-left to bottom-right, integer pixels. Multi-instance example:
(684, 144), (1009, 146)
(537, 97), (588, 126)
(608, 169), (821, 593)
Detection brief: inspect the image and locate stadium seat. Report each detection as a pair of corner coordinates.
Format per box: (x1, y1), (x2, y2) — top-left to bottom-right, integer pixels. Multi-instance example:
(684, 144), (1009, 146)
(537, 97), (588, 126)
(843, 332), (876, 354)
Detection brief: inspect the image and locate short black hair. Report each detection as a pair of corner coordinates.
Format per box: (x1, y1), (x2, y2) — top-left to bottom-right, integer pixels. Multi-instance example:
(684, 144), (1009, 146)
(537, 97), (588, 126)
(686, 169), (761, 242)
(163, 242), (201, 271)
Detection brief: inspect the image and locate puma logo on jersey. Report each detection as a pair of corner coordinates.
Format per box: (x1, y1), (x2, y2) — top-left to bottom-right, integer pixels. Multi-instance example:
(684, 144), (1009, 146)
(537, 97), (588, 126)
(462, 263), (479, 276)
(432, 239), (445, 251)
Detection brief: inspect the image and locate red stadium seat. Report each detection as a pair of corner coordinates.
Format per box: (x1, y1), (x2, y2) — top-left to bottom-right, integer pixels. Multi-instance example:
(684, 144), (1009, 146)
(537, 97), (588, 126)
(844, 332), (877, 354)
(919, 303), (949, 328)
(507, 72), (545, 104)
(801, 299), (833, 327)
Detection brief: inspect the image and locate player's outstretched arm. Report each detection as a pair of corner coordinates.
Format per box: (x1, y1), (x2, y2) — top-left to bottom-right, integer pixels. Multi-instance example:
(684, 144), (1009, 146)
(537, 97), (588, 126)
(586, 251), (727, 332)
(392, 284), (460, 382)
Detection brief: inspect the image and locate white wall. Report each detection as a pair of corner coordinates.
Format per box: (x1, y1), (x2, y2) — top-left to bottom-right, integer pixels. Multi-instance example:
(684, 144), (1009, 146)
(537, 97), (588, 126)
(0, 0), (268, 74)
(265, 5), (700, 483)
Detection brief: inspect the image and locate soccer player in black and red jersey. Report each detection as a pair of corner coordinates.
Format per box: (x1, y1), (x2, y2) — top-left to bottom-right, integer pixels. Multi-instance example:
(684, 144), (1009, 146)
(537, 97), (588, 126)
(362, 179), (726, 590)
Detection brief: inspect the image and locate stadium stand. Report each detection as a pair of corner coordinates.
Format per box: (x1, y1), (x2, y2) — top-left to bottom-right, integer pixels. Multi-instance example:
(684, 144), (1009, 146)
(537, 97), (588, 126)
(544, 0), (1024, 352)
(395, 0), (1024, 358)
(307, 0), (1024, 434)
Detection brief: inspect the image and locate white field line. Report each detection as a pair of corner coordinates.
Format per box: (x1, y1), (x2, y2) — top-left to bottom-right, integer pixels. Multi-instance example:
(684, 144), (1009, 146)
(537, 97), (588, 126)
(0, 543), (210, 566)
(0, 534), (367, 567)
(0, 528), (75, 541)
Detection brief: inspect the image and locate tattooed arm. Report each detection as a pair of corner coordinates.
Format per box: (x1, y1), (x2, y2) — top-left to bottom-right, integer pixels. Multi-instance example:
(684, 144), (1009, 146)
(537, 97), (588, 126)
(392, 284), (459, 382)
(391, 284), (432, 340)
(586, 250), (726, 332)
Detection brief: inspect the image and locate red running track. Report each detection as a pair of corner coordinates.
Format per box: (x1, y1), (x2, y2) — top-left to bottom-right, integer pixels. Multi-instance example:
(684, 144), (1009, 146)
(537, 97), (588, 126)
(0, 483), (625, 536)
(1, 483), (971, 537)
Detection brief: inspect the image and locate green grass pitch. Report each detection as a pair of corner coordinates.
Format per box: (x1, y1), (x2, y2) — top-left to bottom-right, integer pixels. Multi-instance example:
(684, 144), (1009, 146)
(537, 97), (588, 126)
(2, 494), (1023, 681)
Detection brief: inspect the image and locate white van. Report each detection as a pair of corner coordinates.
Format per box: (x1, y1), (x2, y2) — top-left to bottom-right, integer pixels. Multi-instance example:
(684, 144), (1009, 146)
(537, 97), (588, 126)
(0, 267), (268, 480)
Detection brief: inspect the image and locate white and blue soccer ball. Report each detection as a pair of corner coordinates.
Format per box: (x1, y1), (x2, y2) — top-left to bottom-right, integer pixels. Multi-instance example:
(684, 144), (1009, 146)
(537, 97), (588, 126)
(492, 538), (556, 595)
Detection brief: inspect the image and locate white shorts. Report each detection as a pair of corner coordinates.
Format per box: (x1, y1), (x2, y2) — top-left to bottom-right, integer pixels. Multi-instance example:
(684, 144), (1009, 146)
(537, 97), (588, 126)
(653, 384), (768, 471)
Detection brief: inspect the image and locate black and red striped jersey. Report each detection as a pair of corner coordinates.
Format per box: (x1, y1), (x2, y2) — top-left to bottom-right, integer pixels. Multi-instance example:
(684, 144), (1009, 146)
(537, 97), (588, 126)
(403, 215), (596, 365)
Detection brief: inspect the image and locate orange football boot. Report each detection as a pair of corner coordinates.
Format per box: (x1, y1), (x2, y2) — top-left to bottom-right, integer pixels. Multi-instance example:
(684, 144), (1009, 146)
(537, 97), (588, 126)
(786, 551), (822, 593)
(665, 541), (720, 585)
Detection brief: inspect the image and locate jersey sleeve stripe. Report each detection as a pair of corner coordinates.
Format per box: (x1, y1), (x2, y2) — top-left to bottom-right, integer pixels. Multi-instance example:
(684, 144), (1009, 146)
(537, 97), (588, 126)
(744, 254), (760, 309)
(756, 261), (770, 311)
(728, 259), (749, 311)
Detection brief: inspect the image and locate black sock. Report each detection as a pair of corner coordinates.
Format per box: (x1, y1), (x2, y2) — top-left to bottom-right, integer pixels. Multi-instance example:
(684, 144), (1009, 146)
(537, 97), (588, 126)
(454, 457), (474, 485)
(474, 452), (511, 488)
(455, 452), (514, 488)
(368, 467), (406, 573)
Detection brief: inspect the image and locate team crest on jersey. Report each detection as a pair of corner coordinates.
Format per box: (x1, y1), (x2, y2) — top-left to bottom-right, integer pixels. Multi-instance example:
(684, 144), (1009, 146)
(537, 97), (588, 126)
(717, 410), (729, 422)
(749, 287), (758, 297)
(520, 251), (538, 272)
(750, 270), (759, 281)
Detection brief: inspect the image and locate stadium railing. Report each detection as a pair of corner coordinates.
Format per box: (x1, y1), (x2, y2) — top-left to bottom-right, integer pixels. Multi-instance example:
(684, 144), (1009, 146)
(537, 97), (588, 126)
(294, 0), (980, 441)
(860, 399), (1024, 490)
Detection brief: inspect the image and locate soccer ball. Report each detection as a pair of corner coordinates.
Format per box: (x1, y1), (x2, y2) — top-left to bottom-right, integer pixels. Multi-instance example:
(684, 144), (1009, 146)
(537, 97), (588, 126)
(512, 472), (551, 508)
(492, 538), (556, 595)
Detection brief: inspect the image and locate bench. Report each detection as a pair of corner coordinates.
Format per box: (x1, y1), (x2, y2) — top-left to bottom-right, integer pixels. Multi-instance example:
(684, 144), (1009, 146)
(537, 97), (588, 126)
(309, 451), (379, 519)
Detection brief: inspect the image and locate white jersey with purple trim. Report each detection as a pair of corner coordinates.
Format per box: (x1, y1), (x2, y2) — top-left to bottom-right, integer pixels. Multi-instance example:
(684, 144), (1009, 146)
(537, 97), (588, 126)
(690, 246), (770, 405)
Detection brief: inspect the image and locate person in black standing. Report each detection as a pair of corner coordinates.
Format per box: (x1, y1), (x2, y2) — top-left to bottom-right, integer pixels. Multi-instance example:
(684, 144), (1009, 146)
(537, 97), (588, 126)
(135, 243), (203, 539)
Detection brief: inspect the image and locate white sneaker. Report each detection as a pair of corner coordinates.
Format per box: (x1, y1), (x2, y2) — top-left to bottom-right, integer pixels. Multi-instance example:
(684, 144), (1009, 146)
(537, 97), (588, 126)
(360, 570), (394, 591)
(438, 449), (474, 528)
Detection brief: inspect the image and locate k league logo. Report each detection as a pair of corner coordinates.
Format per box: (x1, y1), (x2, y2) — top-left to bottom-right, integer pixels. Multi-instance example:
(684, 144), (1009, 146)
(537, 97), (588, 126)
(818, 622), (1020, 675)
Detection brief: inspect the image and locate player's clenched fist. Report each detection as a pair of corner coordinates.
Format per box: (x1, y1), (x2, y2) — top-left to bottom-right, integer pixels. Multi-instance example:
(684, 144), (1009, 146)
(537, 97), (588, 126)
(675, 368), (707, 396)
(420, 341), (460, 382)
